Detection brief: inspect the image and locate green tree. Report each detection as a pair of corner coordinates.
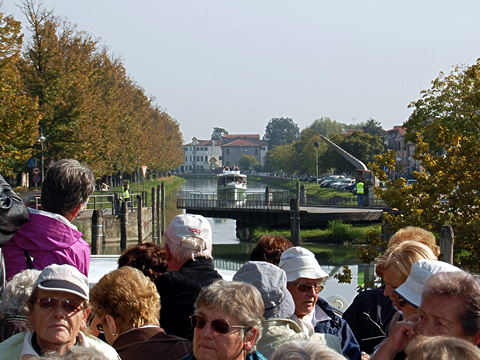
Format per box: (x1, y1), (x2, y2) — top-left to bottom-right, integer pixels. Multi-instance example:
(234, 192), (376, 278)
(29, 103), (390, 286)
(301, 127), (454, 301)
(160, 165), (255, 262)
(263, 117), (300, 148)
(309, 117), (344, 137)
(363, 118), (386, 137)
(239, 155), (259, 171)
(211, 127), (228, 140)
(292, 128), (328, 175)
(264, 144), (296, 174)
(371, 60), (480, 271)
(321, 132), (384, 174)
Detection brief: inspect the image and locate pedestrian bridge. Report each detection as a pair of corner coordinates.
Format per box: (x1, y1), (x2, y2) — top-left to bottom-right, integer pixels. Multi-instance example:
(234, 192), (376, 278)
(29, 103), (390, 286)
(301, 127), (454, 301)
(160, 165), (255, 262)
(176, 191), (384, 228)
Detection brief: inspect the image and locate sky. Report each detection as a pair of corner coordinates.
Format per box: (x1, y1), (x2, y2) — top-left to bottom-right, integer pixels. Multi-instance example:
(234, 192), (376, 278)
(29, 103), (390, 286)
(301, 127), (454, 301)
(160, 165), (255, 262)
(3, 0), (480, 144)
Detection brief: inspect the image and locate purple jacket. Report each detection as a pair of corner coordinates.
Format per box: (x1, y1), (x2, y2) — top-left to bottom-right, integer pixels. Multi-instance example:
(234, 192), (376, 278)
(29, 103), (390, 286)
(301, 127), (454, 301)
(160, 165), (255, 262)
(3, 208), (90, 281)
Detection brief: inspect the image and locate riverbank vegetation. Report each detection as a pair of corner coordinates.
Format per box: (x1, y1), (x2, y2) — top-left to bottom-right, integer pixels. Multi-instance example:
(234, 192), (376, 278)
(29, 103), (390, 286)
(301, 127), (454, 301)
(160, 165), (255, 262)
(251, 220), (380, 245)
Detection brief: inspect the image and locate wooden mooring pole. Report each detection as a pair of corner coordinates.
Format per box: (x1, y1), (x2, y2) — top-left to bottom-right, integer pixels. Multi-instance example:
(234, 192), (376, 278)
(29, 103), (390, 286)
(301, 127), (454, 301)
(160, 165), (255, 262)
(120, 201), (128, 251)
(290, 182), (301, 246)
(137, 195), (143, 244)
(91, 209), (104, 255)
(151, 187), (156, 242)
(161, 182), (165, 243)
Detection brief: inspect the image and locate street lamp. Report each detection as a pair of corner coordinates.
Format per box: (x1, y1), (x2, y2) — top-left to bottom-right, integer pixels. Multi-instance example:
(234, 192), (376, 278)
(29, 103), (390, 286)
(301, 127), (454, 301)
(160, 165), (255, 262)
(38, 127), (46, 185)
(314, 141), (320, 184)
(192, 137), (198, 173)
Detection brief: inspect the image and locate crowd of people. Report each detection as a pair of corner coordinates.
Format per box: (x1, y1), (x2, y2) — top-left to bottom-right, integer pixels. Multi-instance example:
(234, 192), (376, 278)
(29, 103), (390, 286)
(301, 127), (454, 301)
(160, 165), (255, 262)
(0, 159), (479, 359)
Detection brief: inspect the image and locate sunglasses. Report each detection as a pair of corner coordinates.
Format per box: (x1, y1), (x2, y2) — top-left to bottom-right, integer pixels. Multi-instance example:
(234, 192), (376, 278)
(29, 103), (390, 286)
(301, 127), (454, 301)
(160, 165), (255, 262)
(293, 282), (324, 294)
(398, 298), (407, 308)
(35, 297), (84, 314)
(190, 314), (248, 335)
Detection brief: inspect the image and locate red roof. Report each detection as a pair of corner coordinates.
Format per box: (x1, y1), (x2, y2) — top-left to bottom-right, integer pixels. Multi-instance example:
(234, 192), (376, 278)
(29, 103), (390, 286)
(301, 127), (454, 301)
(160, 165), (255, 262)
(386, 127), (407, 136)
(223, 134), (260, 139)
(222, 139), (265, 147)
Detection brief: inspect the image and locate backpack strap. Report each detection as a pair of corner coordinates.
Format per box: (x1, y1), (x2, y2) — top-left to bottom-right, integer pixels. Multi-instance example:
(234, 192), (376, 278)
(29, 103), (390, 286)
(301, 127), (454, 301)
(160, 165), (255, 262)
(24, 249), (35, 269)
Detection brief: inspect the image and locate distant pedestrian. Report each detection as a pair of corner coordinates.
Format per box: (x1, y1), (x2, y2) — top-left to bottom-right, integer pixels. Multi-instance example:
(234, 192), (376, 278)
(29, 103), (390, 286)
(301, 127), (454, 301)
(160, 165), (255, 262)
(356, 180), (364, 206)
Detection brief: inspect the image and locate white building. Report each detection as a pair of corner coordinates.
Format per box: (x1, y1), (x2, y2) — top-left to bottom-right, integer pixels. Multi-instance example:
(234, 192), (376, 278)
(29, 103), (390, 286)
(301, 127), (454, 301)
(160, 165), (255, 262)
(177, 137), (223, 173)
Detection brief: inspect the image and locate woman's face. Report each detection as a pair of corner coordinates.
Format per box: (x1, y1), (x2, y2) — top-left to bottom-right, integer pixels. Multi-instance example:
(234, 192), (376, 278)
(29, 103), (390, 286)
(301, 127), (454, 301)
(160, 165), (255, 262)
(287, 277), (322, 318)
(193, 306), (256, 360)
(383, 268), (404, 308)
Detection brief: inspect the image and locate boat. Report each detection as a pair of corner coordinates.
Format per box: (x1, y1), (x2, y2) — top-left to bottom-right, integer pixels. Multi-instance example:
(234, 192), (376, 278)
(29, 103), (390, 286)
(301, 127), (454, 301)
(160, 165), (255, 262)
(216, 168), (247, 201)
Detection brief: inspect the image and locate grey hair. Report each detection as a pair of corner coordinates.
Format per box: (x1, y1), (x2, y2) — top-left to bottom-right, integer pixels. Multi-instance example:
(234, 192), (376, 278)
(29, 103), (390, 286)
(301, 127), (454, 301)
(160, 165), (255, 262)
(165, 238), (212, 264)
(0, 269), (40, 318)
(271, 340), (347, 360)
(195, 280), (264, 354)
(423, 271), (480, 337)
(39, 347), (109, 359)
(41, 159), (95, 216)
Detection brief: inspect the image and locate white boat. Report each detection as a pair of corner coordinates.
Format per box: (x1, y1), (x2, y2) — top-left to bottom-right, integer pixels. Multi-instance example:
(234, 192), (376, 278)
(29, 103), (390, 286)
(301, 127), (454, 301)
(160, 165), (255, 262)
(216, 169), (247, 201)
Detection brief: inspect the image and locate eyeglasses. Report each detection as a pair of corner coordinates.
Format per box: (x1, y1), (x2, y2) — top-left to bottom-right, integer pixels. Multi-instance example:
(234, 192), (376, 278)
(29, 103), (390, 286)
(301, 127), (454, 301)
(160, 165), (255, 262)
(96, 323), (104, 334)
(35, 297), (84, 314)
(292, 282), (324, 294)
(190, 314), (248, 335)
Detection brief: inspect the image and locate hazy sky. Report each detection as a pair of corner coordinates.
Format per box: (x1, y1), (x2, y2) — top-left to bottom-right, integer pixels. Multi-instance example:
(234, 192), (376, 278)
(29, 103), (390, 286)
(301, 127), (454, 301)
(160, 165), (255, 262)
(4, 0), (480, 143)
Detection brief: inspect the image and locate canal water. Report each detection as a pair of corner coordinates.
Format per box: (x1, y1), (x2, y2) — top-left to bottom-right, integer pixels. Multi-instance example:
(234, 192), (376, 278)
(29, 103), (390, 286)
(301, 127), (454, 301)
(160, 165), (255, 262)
(97, 176), (373, 308)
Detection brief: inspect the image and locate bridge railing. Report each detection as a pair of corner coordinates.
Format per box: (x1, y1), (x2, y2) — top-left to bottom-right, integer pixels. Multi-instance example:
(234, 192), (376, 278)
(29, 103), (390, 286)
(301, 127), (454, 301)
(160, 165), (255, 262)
(177, 197), (284, 210)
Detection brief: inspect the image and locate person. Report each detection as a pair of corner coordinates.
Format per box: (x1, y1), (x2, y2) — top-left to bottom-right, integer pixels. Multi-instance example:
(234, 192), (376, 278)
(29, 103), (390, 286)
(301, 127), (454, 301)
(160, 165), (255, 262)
(180, 280), (267, 360)
(279, 247), (362, 360)
(154, 214), (222, 340)
(404, 335), (480, 360)
(271, 340), (347, 360)
(233, 261), (342, 359)
(122, 183), (130, 205)
(0, 264), (119, 359)
(100, 183), (109, 192)
(356, 180), (364, 206)
(343, 227), (440, 355)
(392, 259), (461, 320)
(3, 159), (95, 281)
(373, 270), (480, 359)
(89, 266), (192, 360)
(117, 242), (168, 281)
(249, 235), (293, 266)
(0, 269), (40, 342)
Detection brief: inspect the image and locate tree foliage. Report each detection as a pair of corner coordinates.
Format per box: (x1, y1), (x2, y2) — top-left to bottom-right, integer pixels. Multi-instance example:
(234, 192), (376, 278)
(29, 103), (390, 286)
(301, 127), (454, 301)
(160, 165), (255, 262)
(0, 9), (39, 175)
(1, 1), (184, 179)
(211, 127), (228, 140)
(263, 117), (300, 148)
(239, 155), (258, 171)
(309, 117), (344, 137)
(320, 132), (385, 174)
(371, 60), (480, 272)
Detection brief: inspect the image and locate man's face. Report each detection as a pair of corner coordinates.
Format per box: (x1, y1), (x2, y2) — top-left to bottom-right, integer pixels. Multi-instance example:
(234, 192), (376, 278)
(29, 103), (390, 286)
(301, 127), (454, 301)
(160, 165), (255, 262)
(287, 277), (323, 318)
(417, 294), (470, 341)
(29, 290), (90, 352)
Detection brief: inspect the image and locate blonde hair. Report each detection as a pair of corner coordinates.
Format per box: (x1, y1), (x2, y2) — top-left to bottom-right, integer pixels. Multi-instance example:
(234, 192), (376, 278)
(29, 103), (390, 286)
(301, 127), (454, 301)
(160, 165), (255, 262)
(89, 266), (160, 333)
(405, 335), (480, 360)
(376, 240), (437, 280)
(388, 226), (440, 257)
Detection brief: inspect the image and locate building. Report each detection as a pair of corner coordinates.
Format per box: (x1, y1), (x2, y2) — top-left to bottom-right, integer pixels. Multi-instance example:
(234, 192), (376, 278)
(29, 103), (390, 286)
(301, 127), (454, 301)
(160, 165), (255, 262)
(177, 137), (223, 173)
(221, 134), (268, 169)
(384, 126), (420, 179)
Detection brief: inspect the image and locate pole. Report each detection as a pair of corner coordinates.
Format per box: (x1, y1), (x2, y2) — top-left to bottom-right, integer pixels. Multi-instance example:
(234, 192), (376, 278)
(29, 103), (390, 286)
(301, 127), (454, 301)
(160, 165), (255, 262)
(41, 142), (44, 186)
(151, 187), (156, 242)
(137, 195), (143, 244)
(316, 147), (318, 183)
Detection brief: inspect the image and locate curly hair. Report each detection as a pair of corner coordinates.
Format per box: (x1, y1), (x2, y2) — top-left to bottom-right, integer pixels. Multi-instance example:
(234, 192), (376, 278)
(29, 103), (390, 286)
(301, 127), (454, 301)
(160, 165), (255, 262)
(0, 269), (40, 318)
(249, 235), (293, 266)
(388, 226), (440, 258)
(89, 266), (160, 334)
(271, 340), (347, 360)
(118, 242), (168, 281)
(405, 335), (480, 360)
(195, 280), (264, 354)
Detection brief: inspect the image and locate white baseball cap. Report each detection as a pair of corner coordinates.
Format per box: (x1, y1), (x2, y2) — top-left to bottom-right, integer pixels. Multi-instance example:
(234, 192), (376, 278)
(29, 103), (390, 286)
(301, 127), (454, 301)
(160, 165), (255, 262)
(166, 214), (212, 251)
(34, 264), (89, 300)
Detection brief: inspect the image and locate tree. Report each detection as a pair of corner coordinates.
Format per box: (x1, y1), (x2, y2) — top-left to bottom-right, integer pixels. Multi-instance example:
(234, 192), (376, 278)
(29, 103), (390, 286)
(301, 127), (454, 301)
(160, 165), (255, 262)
(291, 128), (328, 175)
(264, 145), (296, 174)
(239, 155), (259, 171)
(363, 118), (385, 137)
(211, 127), (228, 140)
(0, 8), (39, 175)
(263, 117), (300, 148)
(371, 60), (480, 272)
(321, 132), (384, 174)
(309, 117), (344, 137)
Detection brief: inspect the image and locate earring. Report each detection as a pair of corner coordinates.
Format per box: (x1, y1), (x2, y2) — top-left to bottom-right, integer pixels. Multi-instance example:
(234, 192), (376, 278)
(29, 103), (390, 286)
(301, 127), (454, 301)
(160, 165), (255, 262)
(112, 333), (117, 337)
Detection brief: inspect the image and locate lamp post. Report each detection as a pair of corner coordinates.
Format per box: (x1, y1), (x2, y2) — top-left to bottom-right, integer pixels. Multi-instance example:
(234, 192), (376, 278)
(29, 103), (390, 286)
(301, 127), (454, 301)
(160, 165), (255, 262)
(38, 127), (46, 185)
(314, 141), (320, 184)
(192, 137), (198, 173)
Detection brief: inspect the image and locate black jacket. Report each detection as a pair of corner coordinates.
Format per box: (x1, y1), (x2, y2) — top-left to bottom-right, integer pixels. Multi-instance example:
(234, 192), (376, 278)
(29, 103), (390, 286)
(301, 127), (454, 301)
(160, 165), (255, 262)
(154, 257), (222, 340)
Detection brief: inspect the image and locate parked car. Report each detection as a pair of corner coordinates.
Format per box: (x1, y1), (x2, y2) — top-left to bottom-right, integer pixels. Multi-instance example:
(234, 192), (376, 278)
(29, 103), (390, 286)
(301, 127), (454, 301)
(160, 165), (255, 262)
(342, 182), (357, 192)
(332, 178), (354, 189)
(320, 175), (343, 188)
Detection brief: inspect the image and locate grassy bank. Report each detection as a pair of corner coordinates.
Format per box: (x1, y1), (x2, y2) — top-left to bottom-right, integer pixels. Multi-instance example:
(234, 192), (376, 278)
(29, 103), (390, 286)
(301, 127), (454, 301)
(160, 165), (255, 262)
(105, 175), (186, 198)
(251, 220), (380, 245)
